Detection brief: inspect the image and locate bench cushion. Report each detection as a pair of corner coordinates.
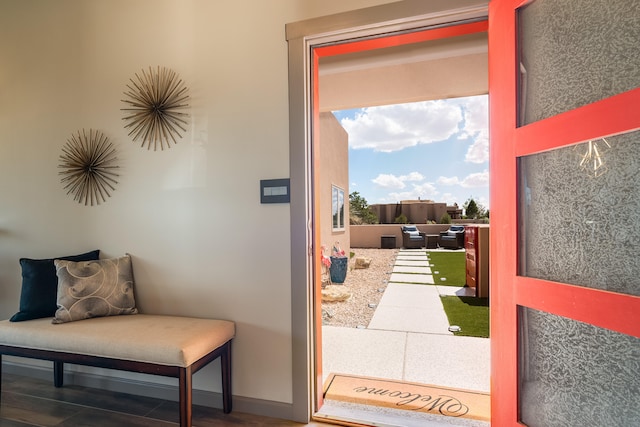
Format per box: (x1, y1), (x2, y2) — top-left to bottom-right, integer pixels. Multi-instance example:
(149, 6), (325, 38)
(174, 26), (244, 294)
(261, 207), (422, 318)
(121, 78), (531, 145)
(0, 314), (235, 367)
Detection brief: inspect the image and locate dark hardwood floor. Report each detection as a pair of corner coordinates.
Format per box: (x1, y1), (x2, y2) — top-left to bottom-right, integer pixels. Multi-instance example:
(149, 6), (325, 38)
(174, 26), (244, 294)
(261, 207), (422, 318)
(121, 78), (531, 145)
(0, 373), (333, 426)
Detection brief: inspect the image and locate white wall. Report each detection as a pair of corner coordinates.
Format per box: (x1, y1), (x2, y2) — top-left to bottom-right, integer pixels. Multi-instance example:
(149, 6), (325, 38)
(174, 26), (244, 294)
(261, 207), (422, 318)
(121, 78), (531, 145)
(0, 0), (398, 412)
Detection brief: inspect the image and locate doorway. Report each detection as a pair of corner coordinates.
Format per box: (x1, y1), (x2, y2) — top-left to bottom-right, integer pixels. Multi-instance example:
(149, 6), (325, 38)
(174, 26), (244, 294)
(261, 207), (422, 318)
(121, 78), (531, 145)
(313, 18), (490, 427)
(285, 2), (490, 424)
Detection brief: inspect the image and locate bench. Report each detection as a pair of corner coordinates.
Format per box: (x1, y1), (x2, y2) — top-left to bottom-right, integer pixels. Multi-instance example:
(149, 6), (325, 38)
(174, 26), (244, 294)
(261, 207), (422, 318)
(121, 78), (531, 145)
(0, 314), (235, 427)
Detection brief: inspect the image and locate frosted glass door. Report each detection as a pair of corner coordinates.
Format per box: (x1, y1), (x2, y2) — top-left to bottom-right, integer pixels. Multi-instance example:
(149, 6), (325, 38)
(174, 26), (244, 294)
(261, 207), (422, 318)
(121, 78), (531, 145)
(488, 0), (640, 425)
(516, 1), (640, 425)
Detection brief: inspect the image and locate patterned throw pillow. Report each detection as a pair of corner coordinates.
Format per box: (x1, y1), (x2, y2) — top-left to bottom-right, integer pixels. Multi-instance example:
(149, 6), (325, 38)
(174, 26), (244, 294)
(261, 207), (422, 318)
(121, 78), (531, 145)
(52, 255), (138, 324)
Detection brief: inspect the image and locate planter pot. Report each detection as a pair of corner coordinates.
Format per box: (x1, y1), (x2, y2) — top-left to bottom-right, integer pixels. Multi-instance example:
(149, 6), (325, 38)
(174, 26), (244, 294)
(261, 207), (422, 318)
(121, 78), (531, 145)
(329, 256), (348, 284)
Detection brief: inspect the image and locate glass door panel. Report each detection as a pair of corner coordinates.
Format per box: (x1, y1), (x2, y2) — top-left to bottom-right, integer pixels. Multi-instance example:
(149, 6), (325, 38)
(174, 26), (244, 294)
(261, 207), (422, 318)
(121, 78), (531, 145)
(518, 0), (640, 126)
(506, 0), (640, 425)
(519, 307), (640, 427)
(519, 129), (640, 297)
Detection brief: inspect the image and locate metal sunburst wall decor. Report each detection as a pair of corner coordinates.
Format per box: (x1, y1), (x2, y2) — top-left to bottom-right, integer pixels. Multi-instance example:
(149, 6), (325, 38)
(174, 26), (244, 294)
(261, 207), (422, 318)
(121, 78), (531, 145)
(121, 66), (190, 151)
(58, 129), (119, 206)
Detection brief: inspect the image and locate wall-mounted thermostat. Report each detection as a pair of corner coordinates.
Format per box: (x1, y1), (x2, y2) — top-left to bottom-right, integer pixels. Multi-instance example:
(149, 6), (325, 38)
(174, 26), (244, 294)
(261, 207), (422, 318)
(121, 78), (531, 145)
(260, 178), (290, 203)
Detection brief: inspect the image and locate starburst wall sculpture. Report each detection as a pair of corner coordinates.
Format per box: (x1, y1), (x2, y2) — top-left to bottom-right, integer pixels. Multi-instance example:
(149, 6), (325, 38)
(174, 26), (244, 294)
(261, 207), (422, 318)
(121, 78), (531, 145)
(59, 129), (119, 206)
(121, 66), (190, 151)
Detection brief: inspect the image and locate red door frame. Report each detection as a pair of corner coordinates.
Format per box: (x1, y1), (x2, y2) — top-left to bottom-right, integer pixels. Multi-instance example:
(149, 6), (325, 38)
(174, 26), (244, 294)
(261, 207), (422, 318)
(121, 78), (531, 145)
(311, 19), (489, 412)
(489, 0), (640, 425)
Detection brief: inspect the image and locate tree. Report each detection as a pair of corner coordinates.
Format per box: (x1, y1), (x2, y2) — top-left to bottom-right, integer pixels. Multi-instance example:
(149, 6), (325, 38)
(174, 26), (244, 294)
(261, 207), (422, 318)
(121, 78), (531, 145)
(464, 198), (479, 219)
(349, 192), (378, 224)
(440, 212), (452, 224)
(463, 197), (488, 219)
(394, 213), (408, 224)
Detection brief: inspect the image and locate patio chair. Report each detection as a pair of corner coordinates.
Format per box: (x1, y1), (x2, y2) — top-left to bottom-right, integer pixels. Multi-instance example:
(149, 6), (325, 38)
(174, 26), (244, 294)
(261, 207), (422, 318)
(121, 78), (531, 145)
(439, 225), (465, 249)
(401, 225), (425, 249)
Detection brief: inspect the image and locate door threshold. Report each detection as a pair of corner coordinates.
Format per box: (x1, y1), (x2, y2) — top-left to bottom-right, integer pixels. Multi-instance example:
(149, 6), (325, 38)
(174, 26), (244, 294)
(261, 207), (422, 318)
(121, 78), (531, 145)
(316, 399), (490, 427)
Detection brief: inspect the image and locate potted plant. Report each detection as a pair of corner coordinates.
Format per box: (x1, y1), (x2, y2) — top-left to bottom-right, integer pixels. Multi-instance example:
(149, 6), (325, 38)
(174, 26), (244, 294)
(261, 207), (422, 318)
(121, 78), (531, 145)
(329, 242), (348, 284)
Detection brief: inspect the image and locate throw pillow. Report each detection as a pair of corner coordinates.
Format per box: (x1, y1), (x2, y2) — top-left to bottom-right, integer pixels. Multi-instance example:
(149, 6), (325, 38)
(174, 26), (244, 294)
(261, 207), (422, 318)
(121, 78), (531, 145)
(52, 255), (138, 324)
(10, 250), (100, 322)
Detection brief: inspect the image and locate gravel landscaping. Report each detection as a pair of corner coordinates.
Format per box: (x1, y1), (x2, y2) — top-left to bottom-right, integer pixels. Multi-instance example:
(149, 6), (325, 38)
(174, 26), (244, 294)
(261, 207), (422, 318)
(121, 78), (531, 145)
(322, 248), (398, 328)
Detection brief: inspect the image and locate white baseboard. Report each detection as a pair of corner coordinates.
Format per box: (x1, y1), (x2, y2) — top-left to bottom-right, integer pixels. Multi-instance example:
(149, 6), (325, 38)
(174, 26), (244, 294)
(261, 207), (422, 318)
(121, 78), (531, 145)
(2, 360), (295, 421)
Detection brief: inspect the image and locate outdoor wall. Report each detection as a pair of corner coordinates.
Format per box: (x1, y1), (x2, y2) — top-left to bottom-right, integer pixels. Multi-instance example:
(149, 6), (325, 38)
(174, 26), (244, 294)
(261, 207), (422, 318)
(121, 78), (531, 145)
(350, 221), (487, 248)
(320, 113), (350, 256)
(0, 0), (397, 417)
(350, 224), (451, 248)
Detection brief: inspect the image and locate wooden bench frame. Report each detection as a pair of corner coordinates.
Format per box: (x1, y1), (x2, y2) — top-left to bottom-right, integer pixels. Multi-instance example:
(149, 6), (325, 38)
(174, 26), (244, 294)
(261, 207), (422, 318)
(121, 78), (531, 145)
(0, 339), (232, 427)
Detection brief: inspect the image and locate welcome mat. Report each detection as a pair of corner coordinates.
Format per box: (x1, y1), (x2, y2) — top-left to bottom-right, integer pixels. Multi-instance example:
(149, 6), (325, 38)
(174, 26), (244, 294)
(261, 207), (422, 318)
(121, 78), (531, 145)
(323, 373), (490, 422)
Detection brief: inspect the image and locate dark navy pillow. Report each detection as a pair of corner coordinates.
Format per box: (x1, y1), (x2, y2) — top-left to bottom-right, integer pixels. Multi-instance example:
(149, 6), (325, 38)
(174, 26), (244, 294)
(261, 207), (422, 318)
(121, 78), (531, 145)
(9, 250), (100, 322)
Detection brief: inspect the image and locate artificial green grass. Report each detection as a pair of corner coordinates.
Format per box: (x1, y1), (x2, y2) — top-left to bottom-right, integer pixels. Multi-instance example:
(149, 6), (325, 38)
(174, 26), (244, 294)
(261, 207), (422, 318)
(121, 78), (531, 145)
(428, 251), (490, 337)
(440, 296), (489, 337)
(429, 251), (466, 287)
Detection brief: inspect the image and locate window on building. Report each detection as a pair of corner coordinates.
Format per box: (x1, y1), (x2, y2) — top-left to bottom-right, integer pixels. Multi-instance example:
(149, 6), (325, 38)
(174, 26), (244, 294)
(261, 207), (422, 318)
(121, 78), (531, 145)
(332, 185), (345, 230)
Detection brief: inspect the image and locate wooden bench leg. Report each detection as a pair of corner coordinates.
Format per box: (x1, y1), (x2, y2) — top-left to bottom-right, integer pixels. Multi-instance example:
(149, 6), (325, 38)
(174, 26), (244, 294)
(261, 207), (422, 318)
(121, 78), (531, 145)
(179, 366), (192, 427)
(221, 341), (232, 414)
(54, 361), (64, 387)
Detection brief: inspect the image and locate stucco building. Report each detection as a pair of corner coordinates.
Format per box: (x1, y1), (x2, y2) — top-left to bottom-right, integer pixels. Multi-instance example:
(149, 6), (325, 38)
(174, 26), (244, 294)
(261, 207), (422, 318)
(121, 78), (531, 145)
(370, 199), (463, 224)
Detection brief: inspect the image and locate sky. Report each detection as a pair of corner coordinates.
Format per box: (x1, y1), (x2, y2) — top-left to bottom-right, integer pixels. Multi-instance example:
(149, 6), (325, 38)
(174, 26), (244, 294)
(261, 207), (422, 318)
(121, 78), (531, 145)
(332, 94), (489, 211)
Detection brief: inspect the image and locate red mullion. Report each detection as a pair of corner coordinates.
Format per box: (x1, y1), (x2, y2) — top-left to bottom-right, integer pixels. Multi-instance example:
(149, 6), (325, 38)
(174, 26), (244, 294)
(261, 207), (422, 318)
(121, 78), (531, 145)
(488, 0), (520, 425)
(515, 276), (640, 338)
(314, 20), (488, 59)
(515, 88), (640, 157)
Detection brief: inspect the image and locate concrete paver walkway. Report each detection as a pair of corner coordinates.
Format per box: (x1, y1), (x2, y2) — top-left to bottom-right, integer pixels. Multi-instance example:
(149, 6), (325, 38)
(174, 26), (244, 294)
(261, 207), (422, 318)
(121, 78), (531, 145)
(321, 248), (490, 426)
(370, 249), (451, 334)
(368, 284), (449, 333)
(389, 272), (435, 284)
(323, 248), (490, 394)
(393, 265), (432, 274)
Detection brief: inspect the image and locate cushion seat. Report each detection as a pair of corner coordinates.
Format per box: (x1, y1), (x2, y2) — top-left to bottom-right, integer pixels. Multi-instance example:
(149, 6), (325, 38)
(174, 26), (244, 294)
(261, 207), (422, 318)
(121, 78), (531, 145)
(438, 226), (465, 249)
(401, 225), (425, 248)
(0, 314), (235, 368)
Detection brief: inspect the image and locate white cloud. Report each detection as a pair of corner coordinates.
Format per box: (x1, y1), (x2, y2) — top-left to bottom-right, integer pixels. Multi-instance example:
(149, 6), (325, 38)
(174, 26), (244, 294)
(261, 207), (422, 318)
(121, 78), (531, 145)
(465, 129), (489, 164)
(437, 176), (460, 186)
(453, 95), (489, 164)
(437, 170), (489, 188)
(460, 170), (489, 188)
(372, 171), (425, 190)
(387, 181), (439, 202)
(340, 96), (490, 164)
(372, 174), (406, 189)
(475, 195), (490, 209)
(341, 100), (462, 152)
(440, 192), (460, 206)
(461, 95), (488, 134)
(400, 172), (425, 182)
(341, 96), (490, 208)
